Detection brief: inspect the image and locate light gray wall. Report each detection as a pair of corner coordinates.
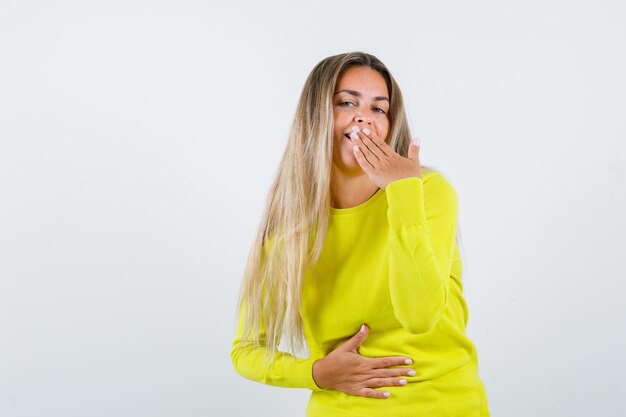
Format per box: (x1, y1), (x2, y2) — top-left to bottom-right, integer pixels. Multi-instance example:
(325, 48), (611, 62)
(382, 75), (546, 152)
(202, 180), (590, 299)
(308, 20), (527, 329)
(1, 1), (624, 416)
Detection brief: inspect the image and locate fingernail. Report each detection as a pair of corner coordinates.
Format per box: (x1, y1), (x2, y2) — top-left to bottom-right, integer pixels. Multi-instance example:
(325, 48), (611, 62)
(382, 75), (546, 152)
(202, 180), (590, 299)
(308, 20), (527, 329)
(383, 392), (390, 397)
(405, 358), (412, 364)
(363, 128), (370, 135)
(352, 126), (360, 132)
(360, 324), (366, 333)
(350, 132), (358, 140)
(408, 370), (416, 376)
(399, 379), (407, 385)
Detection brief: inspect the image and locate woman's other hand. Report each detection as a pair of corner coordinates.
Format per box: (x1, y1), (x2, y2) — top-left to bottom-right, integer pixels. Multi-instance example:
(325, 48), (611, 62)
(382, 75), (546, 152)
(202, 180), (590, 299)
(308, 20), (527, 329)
(311, 324), (416, 399)
(350, 126), (422, 189)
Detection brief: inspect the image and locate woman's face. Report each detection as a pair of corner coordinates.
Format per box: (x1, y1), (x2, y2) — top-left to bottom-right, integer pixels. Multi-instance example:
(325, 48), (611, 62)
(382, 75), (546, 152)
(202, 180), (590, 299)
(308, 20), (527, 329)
(332, 65), (390, 173)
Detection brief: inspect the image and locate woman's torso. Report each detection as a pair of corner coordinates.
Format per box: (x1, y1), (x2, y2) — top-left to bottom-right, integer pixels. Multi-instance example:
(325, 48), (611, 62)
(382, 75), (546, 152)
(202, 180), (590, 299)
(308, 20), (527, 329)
(299, 174), (490, 416)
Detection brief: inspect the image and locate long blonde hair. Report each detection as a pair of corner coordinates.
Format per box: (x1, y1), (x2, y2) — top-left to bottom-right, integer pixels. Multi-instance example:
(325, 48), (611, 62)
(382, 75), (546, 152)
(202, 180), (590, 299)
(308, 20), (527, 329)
(233, 51), (459, 367)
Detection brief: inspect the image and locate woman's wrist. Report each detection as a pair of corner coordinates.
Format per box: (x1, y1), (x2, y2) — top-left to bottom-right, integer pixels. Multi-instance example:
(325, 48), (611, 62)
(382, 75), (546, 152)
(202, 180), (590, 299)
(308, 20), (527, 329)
(312, 358), (327, 389)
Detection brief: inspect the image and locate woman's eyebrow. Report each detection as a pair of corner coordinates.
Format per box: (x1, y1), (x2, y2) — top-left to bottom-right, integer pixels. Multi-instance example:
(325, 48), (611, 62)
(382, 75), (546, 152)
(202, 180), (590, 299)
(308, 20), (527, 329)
(334, 89), (389, 102)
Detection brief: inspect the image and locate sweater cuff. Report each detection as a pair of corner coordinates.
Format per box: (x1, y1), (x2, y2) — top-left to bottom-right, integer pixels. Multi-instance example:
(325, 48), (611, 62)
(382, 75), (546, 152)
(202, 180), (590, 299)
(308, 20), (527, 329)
(385, 176), (428, 232)
(297, 356), (325, 391)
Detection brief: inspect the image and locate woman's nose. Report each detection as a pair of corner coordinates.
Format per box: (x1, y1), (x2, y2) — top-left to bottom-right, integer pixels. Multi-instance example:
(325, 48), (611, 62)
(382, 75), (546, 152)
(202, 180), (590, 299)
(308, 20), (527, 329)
(355, 115), (372, 126)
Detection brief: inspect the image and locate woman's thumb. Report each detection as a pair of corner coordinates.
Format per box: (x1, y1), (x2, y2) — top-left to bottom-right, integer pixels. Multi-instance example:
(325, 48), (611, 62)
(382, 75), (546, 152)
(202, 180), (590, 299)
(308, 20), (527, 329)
(342, 324), (368, 352)
(408, 138), (420, 162)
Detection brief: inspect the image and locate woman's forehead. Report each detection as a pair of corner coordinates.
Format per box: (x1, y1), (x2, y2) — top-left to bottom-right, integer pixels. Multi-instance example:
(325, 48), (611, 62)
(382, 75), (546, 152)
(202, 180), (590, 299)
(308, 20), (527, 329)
(335, 67), (388, 98)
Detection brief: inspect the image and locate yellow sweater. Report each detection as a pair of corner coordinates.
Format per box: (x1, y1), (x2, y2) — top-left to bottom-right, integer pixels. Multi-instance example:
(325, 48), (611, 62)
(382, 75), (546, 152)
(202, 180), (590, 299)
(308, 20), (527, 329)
(231, 169), (490, 417)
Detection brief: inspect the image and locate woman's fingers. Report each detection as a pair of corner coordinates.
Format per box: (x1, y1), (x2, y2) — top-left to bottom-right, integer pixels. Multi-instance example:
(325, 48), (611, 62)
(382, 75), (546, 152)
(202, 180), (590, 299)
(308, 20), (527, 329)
(351, 130), (382, 163)
(366, 376), (409, 388)
(354, 376), (409, 399)
(352, 143), (375, 172)
(370, 356), (413, 369)
(359, 127), (391, 157)
(357, 387), (392, 399)
(370, 366), (416, 379)
(350, 356), (415, 399)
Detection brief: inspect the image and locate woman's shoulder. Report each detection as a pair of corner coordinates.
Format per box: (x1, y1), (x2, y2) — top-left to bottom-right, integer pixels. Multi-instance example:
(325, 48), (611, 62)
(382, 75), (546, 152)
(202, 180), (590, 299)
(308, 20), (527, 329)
(421, 165), (454, 186)
(419, 165), (459, 203)
(421, 165), (438, 179)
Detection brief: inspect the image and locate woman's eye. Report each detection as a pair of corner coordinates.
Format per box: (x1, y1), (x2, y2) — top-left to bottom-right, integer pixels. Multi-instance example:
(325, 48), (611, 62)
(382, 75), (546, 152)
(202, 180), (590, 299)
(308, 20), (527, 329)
(338, 101), (385, 114)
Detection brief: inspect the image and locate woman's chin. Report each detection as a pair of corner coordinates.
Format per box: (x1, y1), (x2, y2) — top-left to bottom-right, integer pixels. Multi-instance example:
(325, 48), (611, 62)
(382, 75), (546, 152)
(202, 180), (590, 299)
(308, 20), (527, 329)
(342, 153), (362, 171)
(333, 140), (363, 171)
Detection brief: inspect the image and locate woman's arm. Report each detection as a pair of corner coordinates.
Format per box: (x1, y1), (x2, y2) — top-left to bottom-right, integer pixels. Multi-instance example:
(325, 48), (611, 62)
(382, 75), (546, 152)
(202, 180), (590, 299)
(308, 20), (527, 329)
(230, 301), (325, 391)
(385, 172), (459, 334)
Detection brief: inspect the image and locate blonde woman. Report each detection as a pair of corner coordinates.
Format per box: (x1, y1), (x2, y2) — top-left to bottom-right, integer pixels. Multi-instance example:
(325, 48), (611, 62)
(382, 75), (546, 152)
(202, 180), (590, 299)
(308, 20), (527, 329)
(230, 51), (490, 416)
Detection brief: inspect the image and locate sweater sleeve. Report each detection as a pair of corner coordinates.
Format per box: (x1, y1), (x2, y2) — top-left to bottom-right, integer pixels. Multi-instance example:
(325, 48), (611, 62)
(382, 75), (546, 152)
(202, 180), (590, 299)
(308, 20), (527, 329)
(385, 173), (459, 334)
(230, 292), (326, 391)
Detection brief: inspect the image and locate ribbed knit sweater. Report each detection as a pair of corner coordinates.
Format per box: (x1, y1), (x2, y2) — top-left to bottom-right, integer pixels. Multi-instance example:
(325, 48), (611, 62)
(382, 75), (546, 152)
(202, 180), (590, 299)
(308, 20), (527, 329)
(231, 169), (490, 416)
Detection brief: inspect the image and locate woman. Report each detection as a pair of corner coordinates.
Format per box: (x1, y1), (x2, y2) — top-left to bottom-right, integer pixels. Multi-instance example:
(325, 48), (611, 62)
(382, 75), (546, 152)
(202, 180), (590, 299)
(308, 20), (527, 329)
(230, 51), (490, 416)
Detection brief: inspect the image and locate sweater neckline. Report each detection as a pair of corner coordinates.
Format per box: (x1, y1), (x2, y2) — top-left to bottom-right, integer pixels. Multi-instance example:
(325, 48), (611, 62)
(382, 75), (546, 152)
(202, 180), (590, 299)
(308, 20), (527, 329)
(329, 187), (385, 216)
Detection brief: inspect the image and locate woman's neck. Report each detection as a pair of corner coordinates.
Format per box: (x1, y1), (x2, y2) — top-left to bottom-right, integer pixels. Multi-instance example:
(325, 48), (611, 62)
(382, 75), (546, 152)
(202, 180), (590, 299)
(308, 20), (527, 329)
(330, 170), (380, 209)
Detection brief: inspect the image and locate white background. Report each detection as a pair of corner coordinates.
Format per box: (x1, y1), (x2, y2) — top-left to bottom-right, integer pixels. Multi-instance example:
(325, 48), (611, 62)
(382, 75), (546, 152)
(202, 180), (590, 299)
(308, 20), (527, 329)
(1, 1), (625, 416)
